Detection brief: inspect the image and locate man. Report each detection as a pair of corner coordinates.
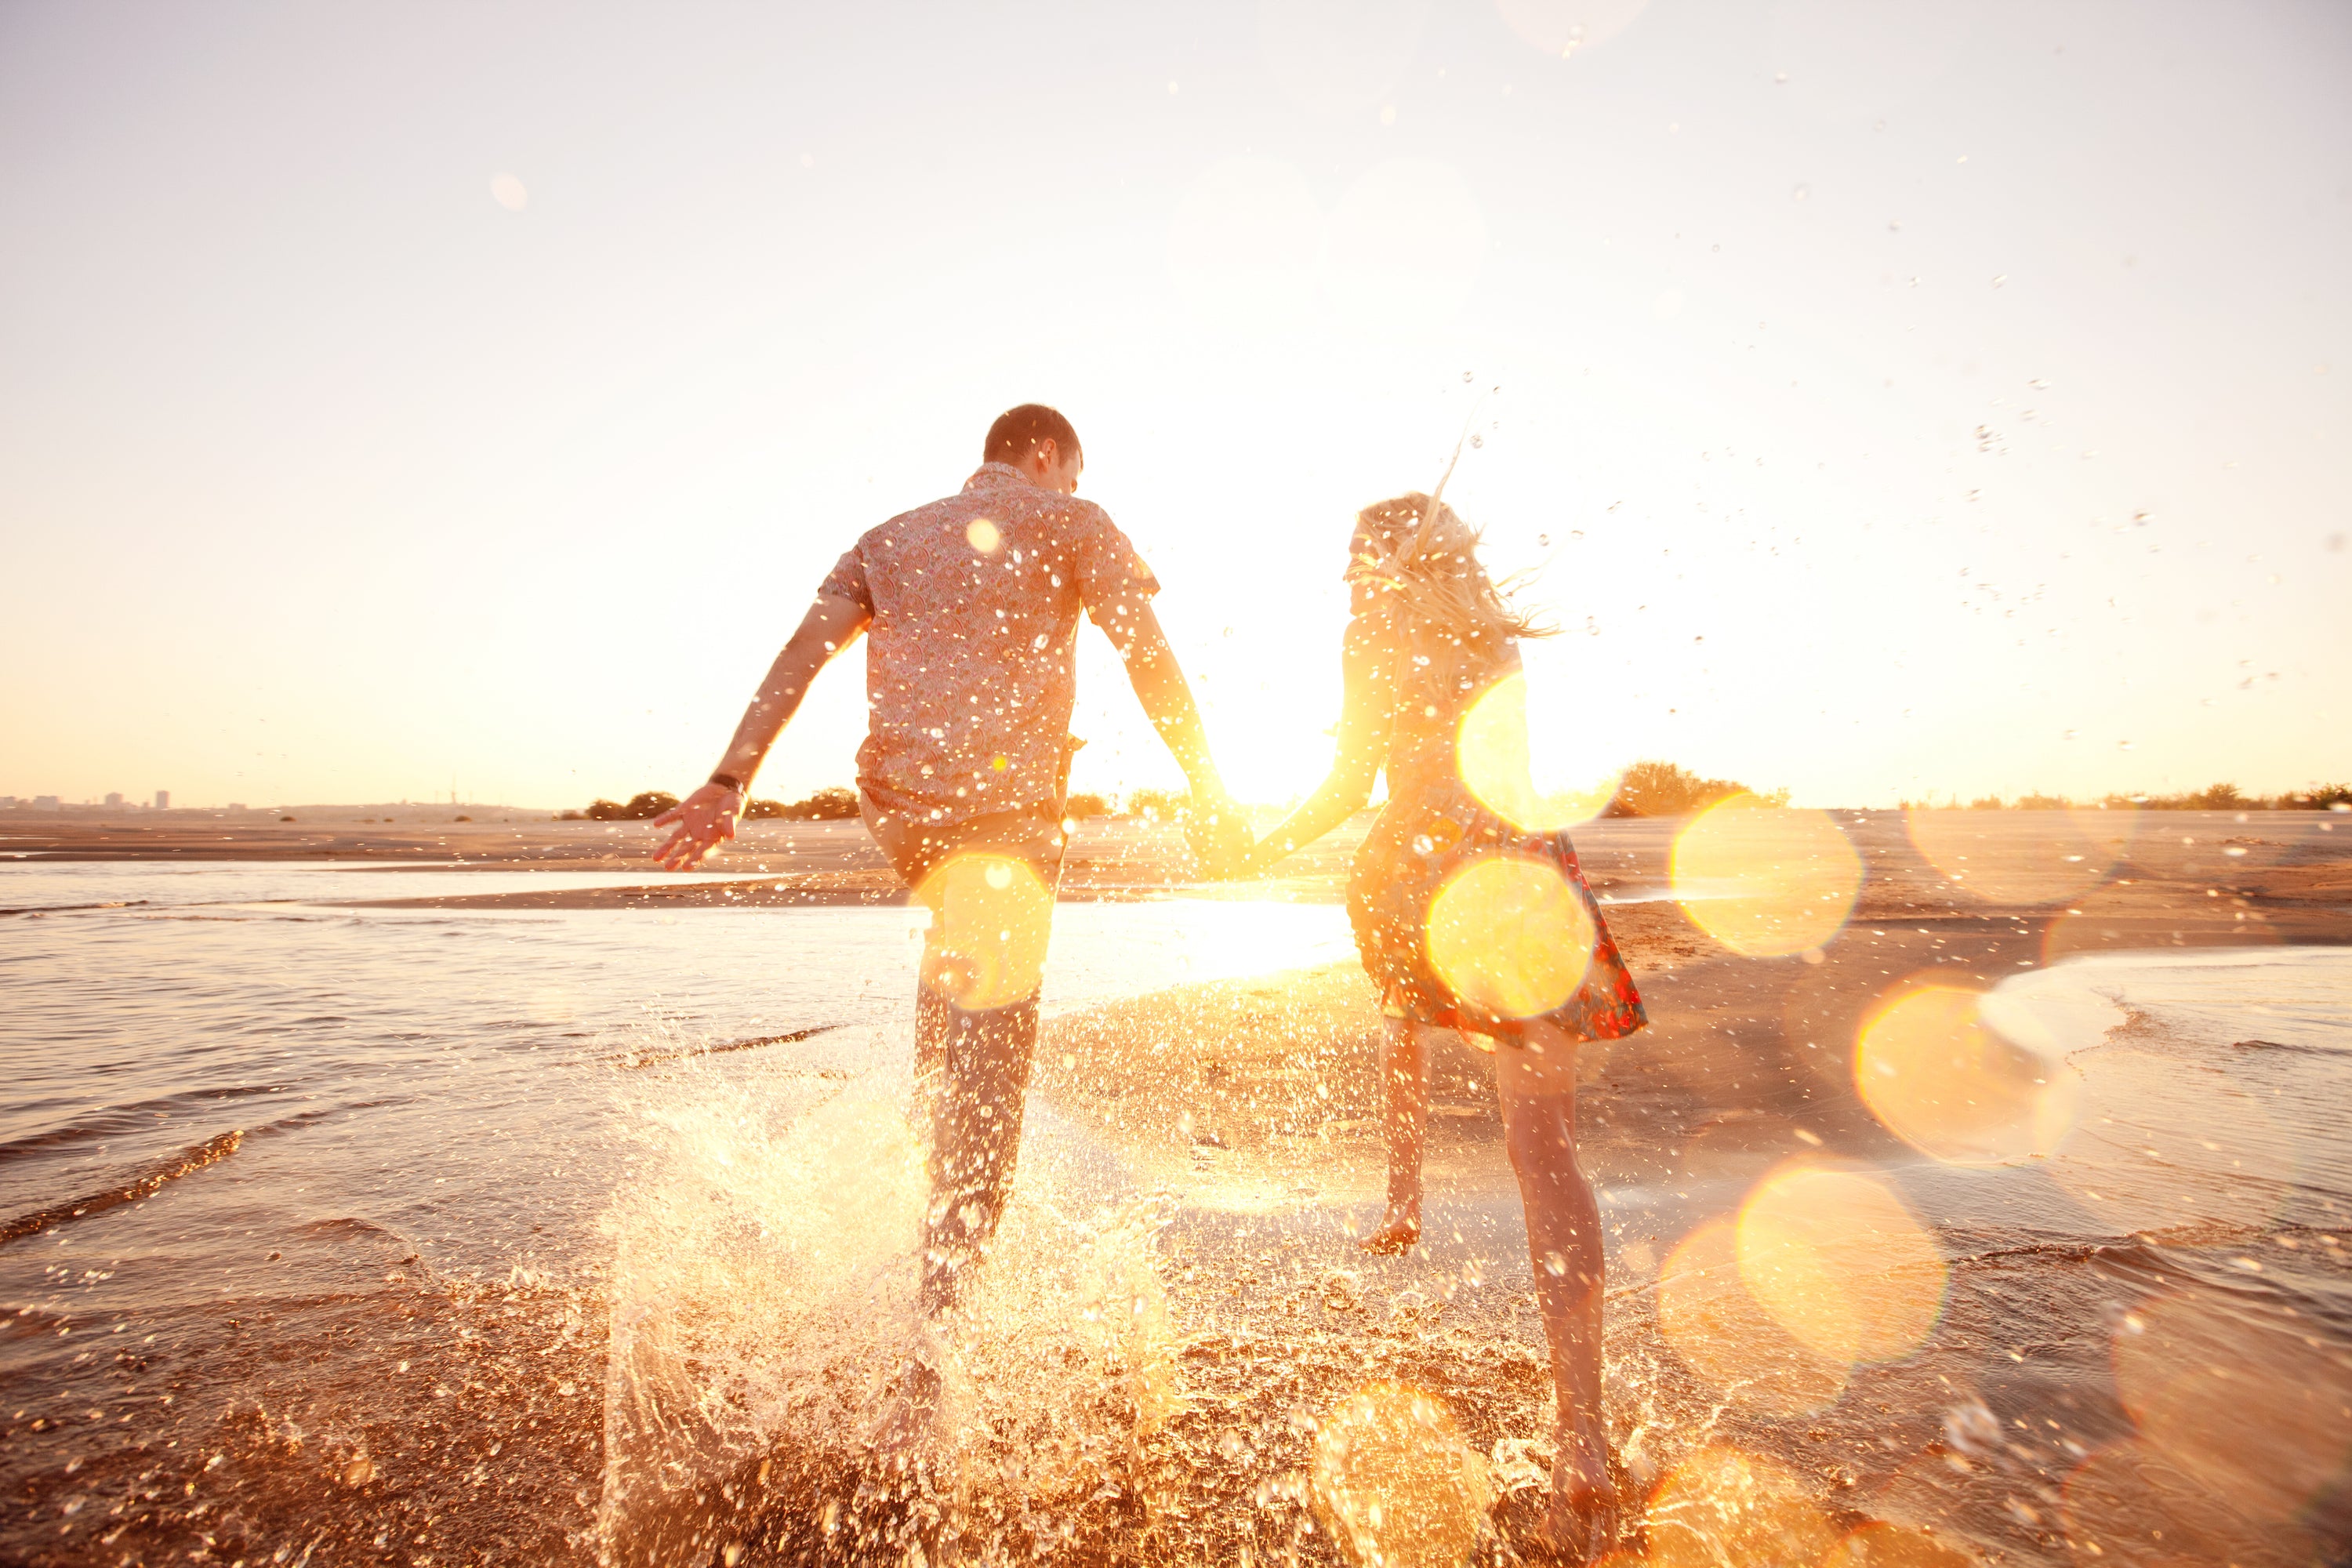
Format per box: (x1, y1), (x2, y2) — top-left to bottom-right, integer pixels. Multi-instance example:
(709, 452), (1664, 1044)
(651, 403), (1246, 1348)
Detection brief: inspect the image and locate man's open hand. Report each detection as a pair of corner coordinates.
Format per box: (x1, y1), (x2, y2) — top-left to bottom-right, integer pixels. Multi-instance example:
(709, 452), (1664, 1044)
(1181, 793), (1257, 880)
(651, 782), (741, 871)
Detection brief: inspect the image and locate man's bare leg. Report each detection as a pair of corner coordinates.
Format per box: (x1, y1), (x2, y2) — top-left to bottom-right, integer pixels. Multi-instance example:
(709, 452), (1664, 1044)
(1495, 1022), (1615, 1559)
(872, 988), (1040, 1460)
(1362, 1018), (1428, 1254)
(919, 993), (1039, 1314)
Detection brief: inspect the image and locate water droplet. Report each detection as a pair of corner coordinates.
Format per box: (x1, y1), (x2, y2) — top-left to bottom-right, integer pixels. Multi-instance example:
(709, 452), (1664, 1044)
(1792, 183), (1809, 201)
(1774, 70), (1788, 83)
(1461, 369), (1475, 383)
(489, 173), (528, 211)
(1991, 274), (2007, 289)
(1536, 534), (1549, 547)
(1469, 433), (1484, 448)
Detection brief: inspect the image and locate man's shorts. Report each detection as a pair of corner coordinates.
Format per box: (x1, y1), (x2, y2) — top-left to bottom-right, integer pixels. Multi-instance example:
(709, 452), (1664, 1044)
(863, 798), (1066, 1012)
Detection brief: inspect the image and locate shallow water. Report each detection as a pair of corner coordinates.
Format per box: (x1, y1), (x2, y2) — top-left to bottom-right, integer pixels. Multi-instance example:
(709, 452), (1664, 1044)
(4, 861), (2349, 1565)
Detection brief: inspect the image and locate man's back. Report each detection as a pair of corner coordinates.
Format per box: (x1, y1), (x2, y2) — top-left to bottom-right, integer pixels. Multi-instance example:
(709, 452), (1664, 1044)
(822, 461), (1156, 824)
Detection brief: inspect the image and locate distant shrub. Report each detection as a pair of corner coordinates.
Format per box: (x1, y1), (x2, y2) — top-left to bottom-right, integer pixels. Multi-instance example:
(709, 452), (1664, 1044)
(2012, 793), (2071, 811)
(1607, 760), (1757, 818)
(585, 793), (677, 822)
(1123, 788), (1185, 822)
(746, 786), (861, 821)
(798, 786), (861, 820)
(558, 808), (586, 821)
(453, 815), (471, 822)
(1968, 795), (2005, 811)
(1062, 791), (1112, 818)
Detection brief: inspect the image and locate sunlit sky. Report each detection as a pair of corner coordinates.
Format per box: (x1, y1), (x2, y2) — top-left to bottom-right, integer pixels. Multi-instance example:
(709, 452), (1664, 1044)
(4, 2), (2347, 811)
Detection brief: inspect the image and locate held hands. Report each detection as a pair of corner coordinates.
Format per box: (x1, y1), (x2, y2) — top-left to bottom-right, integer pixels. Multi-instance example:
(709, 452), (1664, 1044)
(651, 782), (742, 871)
(1181, 791), (1260, 880)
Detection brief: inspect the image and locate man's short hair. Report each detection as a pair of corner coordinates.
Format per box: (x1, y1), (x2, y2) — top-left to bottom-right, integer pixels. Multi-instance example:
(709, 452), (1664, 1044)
(984, 404), (1080, 466)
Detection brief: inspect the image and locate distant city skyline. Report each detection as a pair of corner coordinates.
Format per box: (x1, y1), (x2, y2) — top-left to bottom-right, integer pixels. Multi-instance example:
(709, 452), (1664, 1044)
(2, 2), (2345, 810)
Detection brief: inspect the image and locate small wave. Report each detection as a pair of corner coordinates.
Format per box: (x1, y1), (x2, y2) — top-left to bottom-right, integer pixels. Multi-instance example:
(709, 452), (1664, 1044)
(606, 1023), (843, 1069)
(0, 1129), (243, 1247)
(0, 1084), (291, 1167)
(2230, 1036), (2339, 1056)
(0, 898), (152, 917)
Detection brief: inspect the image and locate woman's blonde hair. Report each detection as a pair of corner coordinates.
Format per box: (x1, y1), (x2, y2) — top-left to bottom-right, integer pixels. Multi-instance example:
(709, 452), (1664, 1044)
(1345, 492), (1551, 645)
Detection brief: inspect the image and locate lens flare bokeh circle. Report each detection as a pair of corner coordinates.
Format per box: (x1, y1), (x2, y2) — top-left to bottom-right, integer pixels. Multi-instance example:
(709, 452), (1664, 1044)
(1853, 985), (2080, 1165)
(1309, 1382), (1492, 1568)
(1657, 1220), (1848, 1414)
(1733, 1166), (1947, 1370)
(1671, 797), (1862, 957)
(912, 851), (1054, 1011)
(1643, 1446), (1836, 1568)
(1903, 804), (2135, 907)
(1454, 671), (1623, 832)
(1820, 1521), (1977, 1567)
(1424, 854), (1595, 1020)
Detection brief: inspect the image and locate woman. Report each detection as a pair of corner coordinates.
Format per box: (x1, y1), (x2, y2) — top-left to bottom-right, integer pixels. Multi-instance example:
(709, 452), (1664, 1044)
(1240, 493), (1645, 1558)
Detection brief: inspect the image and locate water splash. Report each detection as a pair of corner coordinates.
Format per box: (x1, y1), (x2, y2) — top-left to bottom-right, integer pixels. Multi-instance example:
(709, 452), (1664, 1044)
(596, 1062), (1182, 1564)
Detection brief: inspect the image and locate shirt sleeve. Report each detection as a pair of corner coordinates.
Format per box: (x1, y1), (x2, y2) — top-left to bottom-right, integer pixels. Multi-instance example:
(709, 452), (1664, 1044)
(817, 545), (873, 614)
(1070, 505), (1160, 622)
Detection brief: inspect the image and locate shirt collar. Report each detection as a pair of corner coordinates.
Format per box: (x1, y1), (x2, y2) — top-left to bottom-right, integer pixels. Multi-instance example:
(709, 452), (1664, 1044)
(964, 462), (1029, 492)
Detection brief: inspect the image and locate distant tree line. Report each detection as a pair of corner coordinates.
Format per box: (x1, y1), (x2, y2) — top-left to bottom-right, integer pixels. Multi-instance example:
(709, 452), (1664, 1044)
(744, 787), (860, 821)
(1904, 782), (2352, 812)
(549, 765), (2352, 828)
(561, 787), (864, 822)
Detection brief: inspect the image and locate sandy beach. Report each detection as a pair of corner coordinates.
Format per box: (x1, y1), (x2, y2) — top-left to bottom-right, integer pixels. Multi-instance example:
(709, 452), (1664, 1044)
(5, 808), (2348, 1563)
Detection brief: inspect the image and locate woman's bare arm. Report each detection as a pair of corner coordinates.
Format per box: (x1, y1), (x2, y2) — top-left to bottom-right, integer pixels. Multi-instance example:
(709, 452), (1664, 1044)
(1243, 622), (1392, 873)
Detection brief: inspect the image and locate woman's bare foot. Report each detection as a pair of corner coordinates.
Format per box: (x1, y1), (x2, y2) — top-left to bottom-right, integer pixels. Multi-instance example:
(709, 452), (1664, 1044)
(1359, 1200), (1422, 1254)
(1532, 1421), (1617, 1563)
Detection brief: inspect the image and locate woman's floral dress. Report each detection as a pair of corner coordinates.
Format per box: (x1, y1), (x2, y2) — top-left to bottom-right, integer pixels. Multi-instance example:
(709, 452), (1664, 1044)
(1342, 612), (1646, 1045)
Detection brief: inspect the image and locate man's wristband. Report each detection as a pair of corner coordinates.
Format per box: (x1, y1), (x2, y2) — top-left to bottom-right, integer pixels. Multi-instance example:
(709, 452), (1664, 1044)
(709, 772), (746, 795)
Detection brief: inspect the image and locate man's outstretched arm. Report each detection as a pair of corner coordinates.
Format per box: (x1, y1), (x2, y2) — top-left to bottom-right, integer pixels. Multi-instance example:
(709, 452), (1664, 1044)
(1094, 600), (1252, 873)
(652, 590), (869, 870)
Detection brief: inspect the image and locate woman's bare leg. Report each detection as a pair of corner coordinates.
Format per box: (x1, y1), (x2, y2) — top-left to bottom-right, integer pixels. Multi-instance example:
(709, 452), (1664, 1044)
(1495, 1021), (1614, 1558)
(1362, 1018), (1428, 1254)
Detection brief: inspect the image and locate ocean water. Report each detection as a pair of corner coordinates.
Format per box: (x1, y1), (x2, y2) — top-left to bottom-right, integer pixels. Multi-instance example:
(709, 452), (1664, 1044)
(4, 860), (2349, 1565)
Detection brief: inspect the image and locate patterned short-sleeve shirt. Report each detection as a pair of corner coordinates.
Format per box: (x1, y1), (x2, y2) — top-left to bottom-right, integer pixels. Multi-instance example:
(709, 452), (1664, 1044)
(820, 462), (1158, 827)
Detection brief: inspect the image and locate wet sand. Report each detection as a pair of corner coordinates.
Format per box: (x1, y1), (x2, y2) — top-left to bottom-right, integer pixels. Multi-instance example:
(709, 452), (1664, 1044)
(5, 810), (2349, 1565)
